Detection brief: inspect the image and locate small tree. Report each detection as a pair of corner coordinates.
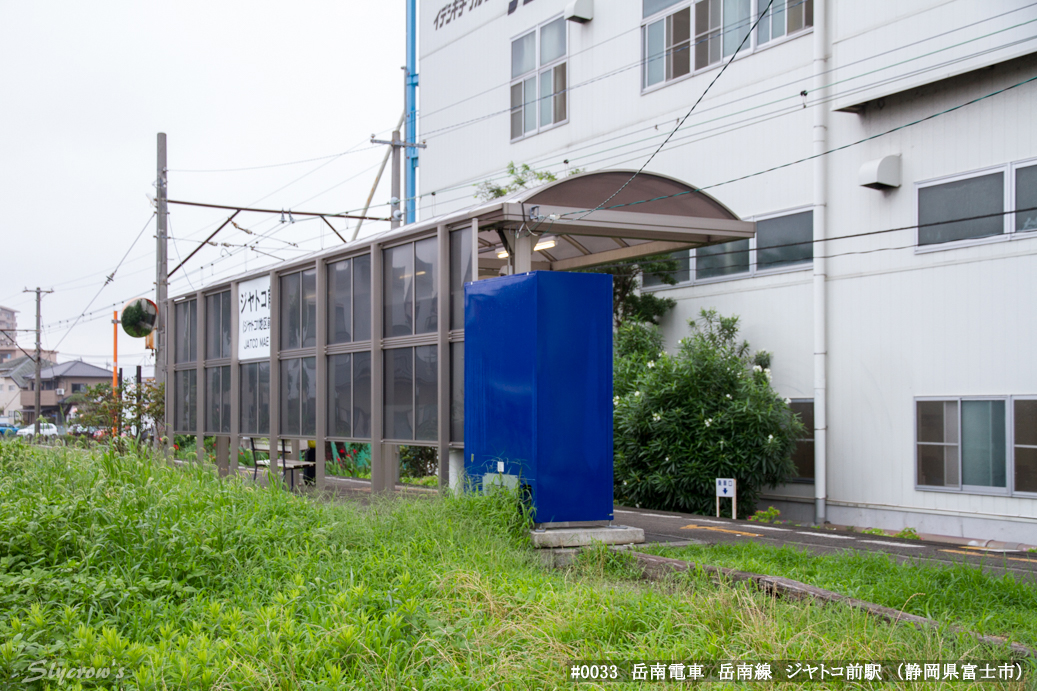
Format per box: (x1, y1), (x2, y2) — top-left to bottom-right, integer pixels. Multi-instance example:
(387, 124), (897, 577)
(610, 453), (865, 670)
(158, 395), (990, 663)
(613, 310), (803, 517)
(475, 162), (559, 202)
(67, 380), (164, 440)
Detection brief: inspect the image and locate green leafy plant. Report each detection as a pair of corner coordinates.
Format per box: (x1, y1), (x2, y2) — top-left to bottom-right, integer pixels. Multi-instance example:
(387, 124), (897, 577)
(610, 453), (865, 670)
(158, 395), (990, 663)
(894, 526), (921, 540)
(613, 310), (803, 518)
(749, 506), (781, 523)
(861, 527), (887, 536)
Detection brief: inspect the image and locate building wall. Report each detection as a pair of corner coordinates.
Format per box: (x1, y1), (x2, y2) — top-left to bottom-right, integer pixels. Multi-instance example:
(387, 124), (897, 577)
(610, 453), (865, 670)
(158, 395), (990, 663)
(417, 0), (1037, 540)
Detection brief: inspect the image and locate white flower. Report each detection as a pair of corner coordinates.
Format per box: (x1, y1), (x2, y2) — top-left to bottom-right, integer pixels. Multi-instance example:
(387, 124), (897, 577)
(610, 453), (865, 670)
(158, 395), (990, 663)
(652, 413), (661, 422)
(658, 352), (665, 358)
(753, 365), (763, 373)
(725, 394), (732, 399)
(704, 418), (712, 427)
(634, 390), (642, 397)
(647, 361), (655, 369)
(719, 440), (725, 448)
(768, 434), (774, 442)
(784, 397), (791, 405)
(665, 456), (670, 462)
(764, 368), (772, 381)
(613, 396), (620, 405)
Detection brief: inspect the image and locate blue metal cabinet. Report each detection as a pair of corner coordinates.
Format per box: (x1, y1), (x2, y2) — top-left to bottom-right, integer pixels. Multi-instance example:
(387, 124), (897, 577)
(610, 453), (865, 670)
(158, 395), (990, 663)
(464, 271), (613, 523)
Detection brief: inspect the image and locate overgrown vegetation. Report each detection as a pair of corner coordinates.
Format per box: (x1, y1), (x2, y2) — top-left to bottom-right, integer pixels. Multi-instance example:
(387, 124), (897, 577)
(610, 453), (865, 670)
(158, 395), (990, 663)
(613, 310), (803, 517)
(646, 541), (1037, 649)
(0, 442), (1007, 688)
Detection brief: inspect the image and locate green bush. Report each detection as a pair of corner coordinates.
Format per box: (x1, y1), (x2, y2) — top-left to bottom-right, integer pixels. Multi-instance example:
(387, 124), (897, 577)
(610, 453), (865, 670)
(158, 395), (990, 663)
(613, 309), (803, 517)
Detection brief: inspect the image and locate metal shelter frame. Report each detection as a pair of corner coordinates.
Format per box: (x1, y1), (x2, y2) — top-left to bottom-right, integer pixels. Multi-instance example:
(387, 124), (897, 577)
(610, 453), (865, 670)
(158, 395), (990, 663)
(165, 170), (755, 493)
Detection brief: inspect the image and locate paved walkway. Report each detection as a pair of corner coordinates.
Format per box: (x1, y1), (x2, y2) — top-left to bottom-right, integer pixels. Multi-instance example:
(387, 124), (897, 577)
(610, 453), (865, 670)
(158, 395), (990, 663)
(613, 506), (1037, 582)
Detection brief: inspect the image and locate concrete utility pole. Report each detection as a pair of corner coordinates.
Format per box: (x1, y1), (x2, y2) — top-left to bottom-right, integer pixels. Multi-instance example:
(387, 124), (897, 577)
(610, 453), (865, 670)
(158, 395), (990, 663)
(371, 128), (425, 231)
(155, 133), (168, 445)
(24, 287), (53, 436)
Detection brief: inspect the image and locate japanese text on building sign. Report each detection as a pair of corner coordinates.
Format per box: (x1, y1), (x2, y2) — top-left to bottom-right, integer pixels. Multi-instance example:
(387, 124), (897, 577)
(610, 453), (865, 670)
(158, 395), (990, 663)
(432, 0), (494, 30)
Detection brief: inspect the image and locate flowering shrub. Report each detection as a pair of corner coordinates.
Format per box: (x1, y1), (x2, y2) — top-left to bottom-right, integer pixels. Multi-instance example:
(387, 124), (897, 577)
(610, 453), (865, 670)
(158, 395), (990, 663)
(613, 309), (803, 517)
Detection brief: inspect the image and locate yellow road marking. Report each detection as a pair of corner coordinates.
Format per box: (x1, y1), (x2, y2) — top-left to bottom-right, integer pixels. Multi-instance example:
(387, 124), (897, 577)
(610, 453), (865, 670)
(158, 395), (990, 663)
(940, 549), (1037, 563)
(680, 524), (762, 538)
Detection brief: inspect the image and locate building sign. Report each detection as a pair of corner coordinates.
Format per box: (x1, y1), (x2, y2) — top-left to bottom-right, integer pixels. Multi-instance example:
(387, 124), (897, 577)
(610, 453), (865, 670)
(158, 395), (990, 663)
(238, 275), (271, 360)
(432, 0), (533, 30)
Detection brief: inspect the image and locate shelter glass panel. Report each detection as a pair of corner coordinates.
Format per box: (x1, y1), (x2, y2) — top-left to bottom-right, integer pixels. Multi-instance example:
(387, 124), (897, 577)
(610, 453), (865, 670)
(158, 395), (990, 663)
(206, 365), (231, 434)
(451, 342), (464, 442)
(415, 345), (438, 441)
(353, 351), (372, 438)
(328, 258), (352, 343)
(696, 239), (749, 279)
(414, 237), (438, 334)
(757, 210), (813, 269)
(385, 347), (413, 440)
(353, 254), (372, 341)
(280, 271), (301, 350)
(280, 269), (317, 350)
(205, 291), (231, 360)
(174, 369), (197, 432)
(328, 353), (352, 437)
(240, 362), (270, 435)
(384, 245), (414, 337)
(450, 228), (472, 330)
(174, 299), (197, 363)
(281, 357), (316, 437)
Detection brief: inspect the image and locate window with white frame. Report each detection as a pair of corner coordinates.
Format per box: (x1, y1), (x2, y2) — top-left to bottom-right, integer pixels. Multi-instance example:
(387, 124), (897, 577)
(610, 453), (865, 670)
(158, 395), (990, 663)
(643, 209), (813, 286)
(917, 172), (1005, 246)
(1014, 161), (1037, 233)
(916, 397), (1037, 495)
(918, 161), (1037, 247)
(511, 17), (567, 140)
(642, 0), (812, 89)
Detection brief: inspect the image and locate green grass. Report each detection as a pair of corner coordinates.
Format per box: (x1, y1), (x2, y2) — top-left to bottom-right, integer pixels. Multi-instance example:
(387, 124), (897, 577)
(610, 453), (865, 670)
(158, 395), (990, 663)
(644, 541), (1037, 649)
(0, 441), (1030, 689)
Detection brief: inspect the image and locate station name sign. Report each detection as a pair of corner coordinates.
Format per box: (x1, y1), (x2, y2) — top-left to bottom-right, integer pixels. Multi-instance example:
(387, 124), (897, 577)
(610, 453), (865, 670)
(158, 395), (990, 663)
(432, 0), (532, 31)
(238, 275), (271, 360)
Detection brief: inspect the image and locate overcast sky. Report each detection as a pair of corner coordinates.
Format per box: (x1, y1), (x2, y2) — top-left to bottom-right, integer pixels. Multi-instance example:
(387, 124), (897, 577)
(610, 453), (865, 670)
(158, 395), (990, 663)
(0, 1), (406, 375)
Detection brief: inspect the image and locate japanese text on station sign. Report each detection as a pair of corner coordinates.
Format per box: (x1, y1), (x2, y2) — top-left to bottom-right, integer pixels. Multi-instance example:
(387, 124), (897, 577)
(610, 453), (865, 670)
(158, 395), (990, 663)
(238, 275), (271, 360)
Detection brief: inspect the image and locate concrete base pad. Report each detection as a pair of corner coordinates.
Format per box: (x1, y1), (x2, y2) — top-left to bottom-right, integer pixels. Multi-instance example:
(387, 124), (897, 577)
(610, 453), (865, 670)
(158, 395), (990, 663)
(530, 525), (645, 549)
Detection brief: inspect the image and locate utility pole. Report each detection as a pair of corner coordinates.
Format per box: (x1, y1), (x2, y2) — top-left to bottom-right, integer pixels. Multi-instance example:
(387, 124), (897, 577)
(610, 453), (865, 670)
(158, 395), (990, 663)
(24, 287), (53, 437)
(156, 133), (168, 446)
(371, 128), (425, 231)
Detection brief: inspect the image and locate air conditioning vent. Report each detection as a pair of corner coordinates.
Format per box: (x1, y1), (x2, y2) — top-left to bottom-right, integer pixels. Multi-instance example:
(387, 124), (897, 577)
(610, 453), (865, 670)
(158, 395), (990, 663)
(55, 388), (65, 396)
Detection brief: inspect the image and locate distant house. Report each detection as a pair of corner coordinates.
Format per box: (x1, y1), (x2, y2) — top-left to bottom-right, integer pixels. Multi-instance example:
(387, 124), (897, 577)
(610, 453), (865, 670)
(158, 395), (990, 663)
(21, 360), (112, 426)
(0, 355), (56, 425)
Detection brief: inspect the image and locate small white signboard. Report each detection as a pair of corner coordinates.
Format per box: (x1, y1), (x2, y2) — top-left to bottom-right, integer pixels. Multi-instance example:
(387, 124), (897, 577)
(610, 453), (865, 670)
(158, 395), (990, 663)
(716, 478), (737, 519)
(238, 275), (271, 360)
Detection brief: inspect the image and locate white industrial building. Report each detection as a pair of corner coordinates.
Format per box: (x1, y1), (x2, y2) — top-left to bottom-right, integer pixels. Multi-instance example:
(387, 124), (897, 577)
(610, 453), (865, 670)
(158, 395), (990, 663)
(415, 0), (1037, 541)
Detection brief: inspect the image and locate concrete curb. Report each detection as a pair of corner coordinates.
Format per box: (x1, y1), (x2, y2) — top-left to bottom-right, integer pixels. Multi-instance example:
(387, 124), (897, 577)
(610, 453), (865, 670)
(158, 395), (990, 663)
(627, 550), (1036, 659)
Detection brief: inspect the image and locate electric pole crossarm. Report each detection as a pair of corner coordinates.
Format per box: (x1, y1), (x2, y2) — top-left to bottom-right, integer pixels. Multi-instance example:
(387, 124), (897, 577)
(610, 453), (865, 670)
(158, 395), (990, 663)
(166, 199), (390, 222)
(319, 216), (348, 244)
(167, 211), (239, 278)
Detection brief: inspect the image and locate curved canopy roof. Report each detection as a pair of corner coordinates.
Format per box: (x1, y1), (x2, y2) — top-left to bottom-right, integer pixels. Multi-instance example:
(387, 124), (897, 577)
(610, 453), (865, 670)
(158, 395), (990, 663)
(469, 170), (754, 275)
